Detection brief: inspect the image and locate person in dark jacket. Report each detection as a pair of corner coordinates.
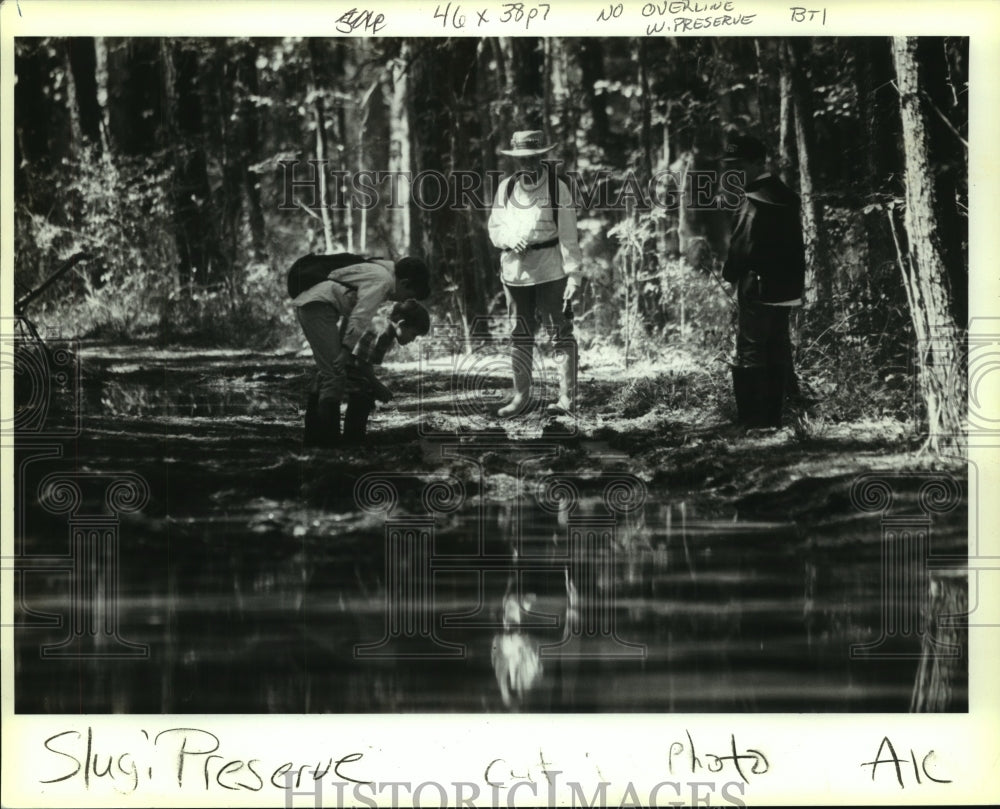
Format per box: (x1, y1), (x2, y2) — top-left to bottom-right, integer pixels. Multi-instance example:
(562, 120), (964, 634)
(721, 134), (806, 428)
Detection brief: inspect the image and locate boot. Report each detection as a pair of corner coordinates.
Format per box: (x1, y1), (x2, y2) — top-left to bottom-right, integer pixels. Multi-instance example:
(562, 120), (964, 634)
(497, 342), (533, 418)
(731, 366), (756, 426)
(546, 342), (577, 416)
(342, 395), (374, 445)
(313, 398), (341, 448)
(762, 364), (787, 428)
(303, 391), (321, 447)
(732, 366), (771, 428)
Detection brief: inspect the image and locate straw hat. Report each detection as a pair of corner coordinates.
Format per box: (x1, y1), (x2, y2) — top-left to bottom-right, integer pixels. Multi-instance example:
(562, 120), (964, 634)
(499, 130), (557, 157)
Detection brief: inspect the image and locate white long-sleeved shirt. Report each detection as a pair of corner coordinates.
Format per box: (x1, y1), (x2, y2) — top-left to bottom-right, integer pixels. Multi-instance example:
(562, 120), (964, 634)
(488, 172), (583, 286)
(291, 258), (395, 351)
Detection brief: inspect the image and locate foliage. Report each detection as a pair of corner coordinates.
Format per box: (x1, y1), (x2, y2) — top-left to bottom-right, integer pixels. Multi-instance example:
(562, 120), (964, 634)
(13, 34), (968, 434)
(20, 146), (295, 348)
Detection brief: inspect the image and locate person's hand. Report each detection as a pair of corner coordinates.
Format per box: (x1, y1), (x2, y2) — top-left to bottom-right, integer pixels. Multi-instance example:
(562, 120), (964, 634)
(510, 236), (528, 254)
(369, 376), (394, 402)
(563, 274), (581, 302)
(351, 355), (374, 377)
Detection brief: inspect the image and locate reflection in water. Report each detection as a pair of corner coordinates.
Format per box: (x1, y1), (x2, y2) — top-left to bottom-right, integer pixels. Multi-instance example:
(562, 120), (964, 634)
(14, 476), (968, 713)
(13, 360), (968, 712)
(492, 590), (545, 709)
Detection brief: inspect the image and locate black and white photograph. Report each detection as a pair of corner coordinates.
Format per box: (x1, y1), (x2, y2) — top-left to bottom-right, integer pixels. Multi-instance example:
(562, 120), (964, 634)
(2, 0), (998, 806)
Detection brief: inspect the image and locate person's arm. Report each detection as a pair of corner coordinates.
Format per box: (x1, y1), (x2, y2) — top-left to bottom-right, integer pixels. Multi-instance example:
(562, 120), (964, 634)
(555, 179), (583, 299)
(722, 201), (756, 284)
(352, 325), (396, 366)
(555, 179), (582, 278)
(346, 324), (396, 402)
(333, 262), (395, 351)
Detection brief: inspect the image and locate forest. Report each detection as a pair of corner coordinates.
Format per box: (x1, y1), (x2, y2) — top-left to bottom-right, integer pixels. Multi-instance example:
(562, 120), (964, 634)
(14, 35), (968, 452)
(10, 34), (972, 715)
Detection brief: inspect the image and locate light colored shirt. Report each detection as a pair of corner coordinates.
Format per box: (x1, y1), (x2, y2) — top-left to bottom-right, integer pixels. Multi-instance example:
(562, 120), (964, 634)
(488, 172), (583, 287)
(291, 259), (395, 351)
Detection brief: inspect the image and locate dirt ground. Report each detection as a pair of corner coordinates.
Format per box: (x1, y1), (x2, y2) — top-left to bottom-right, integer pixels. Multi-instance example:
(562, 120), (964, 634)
(63, 342), (965, 519)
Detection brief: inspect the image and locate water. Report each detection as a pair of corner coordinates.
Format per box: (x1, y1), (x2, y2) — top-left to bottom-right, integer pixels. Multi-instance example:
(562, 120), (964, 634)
(13, 346), (968, 713)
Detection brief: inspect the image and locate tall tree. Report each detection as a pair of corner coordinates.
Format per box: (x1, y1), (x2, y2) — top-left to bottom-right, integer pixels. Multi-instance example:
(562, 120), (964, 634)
(65, 38), (103, 149)
(576, 39), (609, 155)
(915, 37), (968, 328)
(384, 40), (413, 256)
(162, 38), (221, 287)
(892, 36), (964, 454)
(782, 39), (830, 310)
(105, 38), (162, 156)
(237, 40), (269, 265)
(307, 39), (336, 253)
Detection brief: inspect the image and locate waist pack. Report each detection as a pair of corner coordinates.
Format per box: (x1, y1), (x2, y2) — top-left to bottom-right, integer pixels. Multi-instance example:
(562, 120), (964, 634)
(286, 253), (383, 298)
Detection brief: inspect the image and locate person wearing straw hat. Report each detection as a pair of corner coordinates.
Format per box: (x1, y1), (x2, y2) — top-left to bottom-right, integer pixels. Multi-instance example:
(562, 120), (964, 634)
(488, 130), (584, 417)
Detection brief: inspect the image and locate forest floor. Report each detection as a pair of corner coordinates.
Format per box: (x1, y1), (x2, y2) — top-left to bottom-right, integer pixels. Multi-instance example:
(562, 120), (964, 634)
(68, 341), (964, 524)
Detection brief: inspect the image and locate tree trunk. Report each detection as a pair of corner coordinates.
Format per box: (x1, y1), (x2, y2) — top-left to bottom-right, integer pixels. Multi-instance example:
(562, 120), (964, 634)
(65, 38), (103, 149)
(213, 42), (243, 284)
(386, 40), (413, 257)
(892, 35), (965, 455)
(636, 40), (654, 180)
(93, 37), (112, 152)
(162, 39), (220, 287)
(576, 39), (609, 159)
(307, 41), (336, 253)
(854, 36), (905, 324)
(357, 49), (382, 256)
(105, 38), (162, 156)
(62, 41), (85, 148)
(784, 39), (829, 310)
(915, 37), (968, 328)
(778, 52), (795, 186)
(548, 38), (576, 167)
(236, 40), (269, 265)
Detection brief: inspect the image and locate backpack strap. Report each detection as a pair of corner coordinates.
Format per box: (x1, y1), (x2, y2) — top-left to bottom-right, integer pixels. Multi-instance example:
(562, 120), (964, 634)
(548, 169), (560, 226)
(328, 256), (386, 295)
(504, 171), (560, 225)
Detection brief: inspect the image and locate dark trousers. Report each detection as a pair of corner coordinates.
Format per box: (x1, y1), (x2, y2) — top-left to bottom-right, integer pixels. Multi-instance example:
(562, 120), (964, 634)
(735, 276), (794, 369)
(733, 277), (797, 427)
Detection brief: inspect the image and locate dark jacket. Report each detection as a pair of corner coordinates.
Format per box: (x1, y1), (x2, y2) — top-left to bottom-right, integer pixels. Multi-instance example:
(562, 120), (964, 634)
(722, 174), (806, 303)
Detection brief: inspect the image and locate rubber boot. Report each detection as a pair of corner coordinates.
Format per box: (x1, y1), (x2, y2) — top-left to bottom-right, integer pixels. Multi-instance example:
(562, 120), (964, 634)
(762, 364), (787, 428)
(733, 366), (776, 428)
(731, 366), (756, 426)
(497, 342), (533, 418)
(303, 390), (321, 447)
(314, 398), (341, 448)
(342, 395), (374, 445)
(546, 342), (577, 416)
